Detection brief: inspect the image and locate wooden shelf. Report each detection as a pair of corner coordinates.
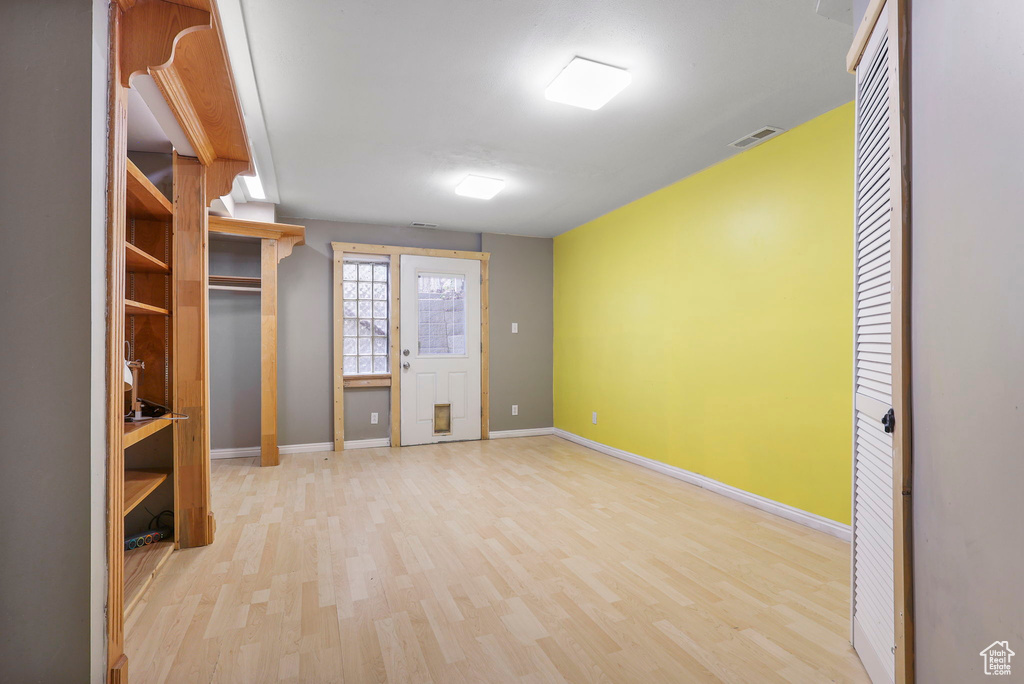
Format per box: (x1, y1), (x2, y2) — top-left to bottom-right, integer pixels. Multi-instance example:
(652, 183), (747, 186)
(124, 539), (174, 616)
(126, 158), (173, 221)
(124, 468), (171, 515)
(209, 274), (261, 292)
(126, 299), (170, 316)
(126, 243), (170, 274)
(123, 418), (172, 448)
(209, 275), (260, 286)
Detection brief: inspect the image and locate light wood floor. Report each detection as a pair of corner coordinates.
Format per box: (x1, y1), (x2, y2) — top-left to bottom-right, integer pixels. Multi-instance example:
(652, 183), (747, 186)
(125, 436), (868, 683)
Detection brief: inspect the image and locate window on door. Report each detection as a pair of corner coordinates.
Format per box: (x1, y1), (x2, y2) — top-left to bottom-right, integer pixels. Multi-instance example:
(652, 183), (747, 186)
(417, 273), (466, 355)
(341, 259), (389, 375)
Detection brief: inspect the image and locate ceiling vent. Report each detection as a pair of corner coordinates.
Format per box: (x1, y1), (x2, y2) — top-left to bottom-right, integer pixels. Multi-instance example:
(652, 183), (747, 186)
(728, 126), (785, 150)
(410, 221), (439, 229)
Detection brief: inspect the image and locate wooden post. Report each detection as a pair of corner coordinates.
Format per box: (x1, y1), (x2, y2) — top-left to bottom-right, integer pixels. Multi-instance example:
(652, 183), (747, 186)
(261, 238), (280, 466)
(389, 256), (401, 447)
(172, 153), (214, 548)
(333, 250), (345, 451)
(480, 258), (490, 440)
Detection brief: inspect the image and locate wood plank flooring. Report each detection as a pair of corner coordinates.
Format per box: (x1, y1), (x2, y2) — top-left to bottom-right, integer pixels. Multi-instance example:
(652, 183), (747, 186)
(125, 436), (868, 683)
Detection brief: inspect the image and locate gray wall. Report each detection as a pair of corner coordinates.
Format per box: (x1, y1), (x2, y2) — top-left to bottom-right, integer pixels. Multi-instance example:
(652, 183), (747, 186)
(910, 2), (1024, 681)
(207, 218), (555, 447)
(209, 239), (263, 449)
(482, 233), (553, 431)
(0, 0), (107, 680)
(852, 0), (869, 28)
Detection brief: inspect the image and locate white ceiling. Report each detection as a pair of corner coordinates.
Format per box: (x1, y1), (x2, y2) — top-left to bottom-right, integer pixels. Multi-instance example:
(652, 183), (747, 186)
(239, 0), (853, 237)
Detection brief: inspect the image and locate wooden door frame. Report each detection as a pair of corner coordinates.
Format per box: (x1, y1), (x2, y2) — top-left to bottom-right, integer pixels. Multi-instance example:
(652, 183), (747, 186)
(848, 0), (914, 682)
(331, 242), (491, 450)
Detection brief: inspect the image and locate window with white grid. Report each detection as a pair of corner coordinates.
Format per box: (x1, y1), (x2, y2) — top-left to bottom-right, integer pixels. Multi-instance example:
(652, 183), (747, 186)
(341, 259), (389, 375)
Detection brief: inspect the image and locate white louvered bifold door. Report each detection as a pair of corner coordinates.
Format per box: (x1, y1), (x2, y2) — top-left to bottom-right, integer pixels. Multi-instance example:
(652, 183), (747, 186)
(851, 4), (896, 684)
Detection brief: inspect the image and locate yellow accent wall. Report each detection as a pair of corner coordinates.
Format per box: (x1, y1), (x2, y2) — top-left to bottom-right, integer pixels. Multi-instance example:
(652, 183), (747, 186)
(553, 102), (854, 524)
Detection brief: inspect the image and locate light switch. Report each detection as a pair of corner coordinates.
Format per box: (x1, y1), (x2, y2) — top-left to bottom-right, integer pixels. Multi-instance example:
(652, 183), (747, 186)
(511, 322), (518, 334)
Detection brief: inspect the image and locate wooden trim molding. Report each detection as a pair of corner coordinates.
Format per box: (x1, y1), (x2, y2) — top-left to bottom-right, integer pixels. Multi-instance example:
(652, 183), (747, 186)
(106, 8), (129, 675)
(333, 243), (491, 451)
(344, 375), (392, 389)
(847, 0), (886, 73)
(332, 250), (345, 451)
(888, 0), (914, 680)
(480, 258), (490, 440)
(331, 241), (490, 262)
(388, 257), (401, 447)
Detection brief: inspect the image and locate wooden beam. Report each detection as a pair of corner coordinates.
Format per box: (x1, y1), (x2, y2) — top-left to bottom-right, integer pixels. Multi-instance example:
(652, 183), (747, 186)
(209, 215), (305, 244)
(172, 153), (214, 548)
(389, 256), (401, 448)
(333, 250), (345, 451)
(261, 239), (280, 466)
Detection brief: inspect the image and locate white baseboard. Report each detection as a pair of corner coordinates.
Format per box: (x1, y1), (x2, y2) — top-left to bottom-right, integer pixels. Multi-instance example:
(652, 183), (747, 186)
(280, 441), (334, 454)
(340, 438), (390, 450)
(210, 446), (261, 460)
(211, 439), (389, 460)
(488, 427), (555, 439)
(553, 429), (851, 541)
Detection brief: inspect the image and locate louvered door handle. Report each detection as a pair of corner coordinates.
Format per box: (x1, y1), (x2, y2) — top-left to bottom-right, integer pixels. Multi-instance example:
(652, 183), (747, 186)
(881, 409), (895, 434)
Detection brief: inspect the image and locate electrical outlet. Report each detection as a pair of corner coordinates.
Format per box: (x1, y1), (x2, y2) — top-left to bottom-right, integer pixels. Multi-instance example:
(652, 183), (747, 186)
(512, 404), (519, 416)
(511, 322), (518, 334)
(592, 411), (598, 425)
(370, 412), (379, 424)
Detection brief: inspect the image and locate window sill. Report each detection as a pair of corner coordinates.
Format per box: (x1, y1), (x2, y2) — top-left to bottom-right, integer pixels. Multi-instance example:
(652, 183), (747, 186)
(343, 374), (391, 388)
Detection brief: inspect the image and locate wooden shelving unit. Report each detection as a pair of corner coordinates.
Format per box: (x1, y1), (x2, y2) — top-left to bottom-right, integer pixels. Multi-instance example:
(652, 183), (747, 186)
(123, 418), (172, 449)
(107, 1), (255, 677)
(124, 469), (171, 515)
(126, 243), (170, 274)
(123, 540), (174, 616)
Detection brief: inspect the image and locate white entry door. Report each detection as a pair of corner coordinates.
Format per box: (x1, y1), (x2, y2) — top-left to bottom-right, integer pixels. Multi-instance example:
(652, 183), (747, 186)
(399, 255), (481, 446)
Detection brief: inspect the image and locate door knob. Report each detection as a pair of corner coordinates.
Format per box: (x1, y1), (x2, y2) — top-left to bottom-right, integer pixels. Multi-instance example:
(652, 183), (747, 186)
(881, 409), (895, 434)
(402, 362), (410, 370)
